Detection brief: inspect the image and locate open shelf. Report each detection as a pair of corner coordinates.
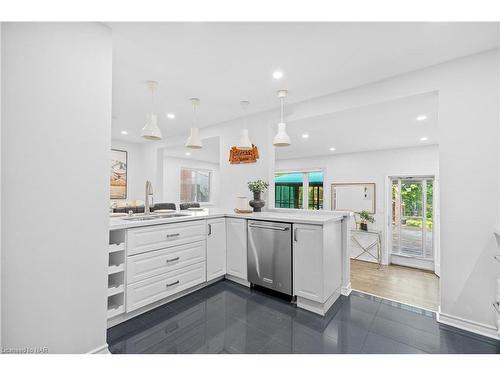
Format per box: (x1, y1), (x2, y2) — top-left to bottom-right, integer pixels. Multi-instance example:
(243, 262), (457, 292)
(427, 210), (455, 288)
(107, 293), (125, 319)
(109, 243), (125, 254)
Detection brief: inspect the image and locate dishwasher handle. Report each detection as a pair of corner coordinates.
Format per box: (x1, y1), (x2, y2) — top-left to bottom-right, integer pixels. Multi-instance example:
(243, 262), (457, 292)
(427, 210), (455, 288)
(248, 224), (290, 231)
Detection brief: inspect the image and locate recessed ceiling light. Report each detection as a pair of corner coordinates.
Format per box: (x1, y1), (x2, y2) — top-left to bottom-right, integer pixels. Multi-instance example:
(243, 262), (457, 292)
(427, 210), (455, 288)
(329, 147), (336, 151)
(185, 152), (191, 156)
(120, 130), (128, 135)
(416, 115), (428, 121)
(420, 137), (428, 141)
(167, 113), (175, 119)
(272, 70), (283, 80)
(301, 133), (309, 139)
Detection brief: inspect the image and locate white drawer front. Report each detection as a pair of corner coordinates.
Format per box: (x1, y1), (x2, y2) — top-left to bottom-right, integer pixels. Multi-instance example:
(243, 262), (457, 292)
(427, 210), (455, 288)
(127, 220), (206, 256)
(126, 262), (206, 312)
(127, 240), (206, 284)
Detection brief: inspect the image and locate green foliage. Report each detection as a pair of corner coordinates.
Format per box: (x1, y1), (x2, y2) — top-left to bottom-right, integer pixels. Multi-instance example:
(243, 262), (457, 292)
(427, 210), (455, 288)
(357, 210), (375, 224)
(405, 218), (433, 229)
(248, 179), (269, 193)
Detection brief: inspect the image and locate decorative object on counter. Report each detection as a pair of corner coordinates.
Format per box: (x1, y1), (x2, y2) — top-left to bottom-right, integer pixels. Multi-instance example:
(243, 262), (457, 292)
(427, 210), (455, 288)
(110, 149), (128, 199)
(332, 182), (376, 214)
(141, 81), (163, 140)
(229, 144), (259, 164)
(357, 210), (375, 231)
(152, 202), (177, 211)
(237, 100), (253, 150)
(185, 98), (203, 149)
(234, 208), (253, 214)
(248, 179), (269, 212)
(273, 89), (291, 147)
(236, 196), (250, 211)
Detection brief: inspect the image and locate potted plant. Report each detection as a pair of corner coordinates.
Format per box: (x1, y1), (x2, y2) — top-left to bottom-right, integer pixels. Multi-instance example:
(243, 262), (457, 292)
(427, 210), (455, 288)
(357, 210), (375, 231)
(247, 179), (269, 212)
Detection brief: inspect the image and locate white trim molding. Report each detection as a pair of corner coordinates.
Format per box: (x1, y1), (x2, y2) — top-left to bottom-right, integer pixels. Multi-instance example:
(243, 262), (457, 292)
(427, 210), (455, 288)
(437, 307), (500, 341)
(87, 343), (110, 354)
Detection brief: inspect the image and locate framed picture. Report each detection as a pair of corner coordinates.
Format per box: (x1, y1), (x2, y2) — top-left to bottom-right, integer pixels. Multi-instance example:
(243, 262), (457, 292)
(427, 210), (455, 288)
(110, 149), (127, 199)
(331, 182), (376, 214)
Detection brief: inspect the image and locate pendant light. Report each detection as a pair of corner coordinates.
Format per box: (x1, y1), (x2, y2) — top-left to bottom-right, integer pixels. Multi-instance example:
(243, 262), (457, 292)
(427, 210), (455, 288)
(237, 100), (253, 150)
(185, 98), (203, 149)
(141, 81), (163, 140)
(273, 89), (291, 147)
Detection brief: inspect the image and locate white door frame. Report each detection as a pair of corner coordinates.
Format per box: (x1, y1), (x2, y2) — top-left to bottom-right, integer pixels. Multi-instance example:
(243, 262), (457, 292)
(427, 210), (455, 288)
(385, 175), (440, 273)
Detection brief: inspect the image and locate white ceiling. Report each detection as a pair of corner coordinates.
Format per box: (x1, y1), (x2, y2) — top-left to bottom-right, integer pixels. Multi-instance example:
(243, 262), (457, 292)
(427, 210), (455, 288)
(163, 136), (220, 164)
(276, 92), (438, 160)
(109, 22), (498, 143)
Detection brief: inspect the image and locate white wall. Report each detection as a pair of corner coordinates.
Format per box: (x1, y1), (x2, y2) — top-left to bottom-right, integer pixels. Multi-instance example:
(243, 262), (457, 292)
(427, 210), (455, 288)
(276, 145), (439, 265)
(163, 156), (220, 207)
(111, 140), (147, 203)
(1, 23), (112, 353)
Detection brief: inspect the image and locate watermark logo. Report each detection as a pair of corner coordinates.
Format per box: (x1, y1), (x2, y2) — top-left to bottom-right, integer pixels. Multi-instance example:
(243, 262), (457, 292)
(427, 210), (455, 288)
(1, 346), (48, 354)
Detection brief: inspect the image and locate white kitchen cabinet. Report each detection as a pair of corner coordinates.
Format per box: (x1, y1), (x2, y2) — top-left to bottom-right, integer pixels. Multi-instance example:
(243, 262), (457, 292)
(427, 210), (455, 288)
(206, 218), (227, 281)
(294, 223), (323, 302)
(293, 221), (342, 315)
(225, 218), (247, 281)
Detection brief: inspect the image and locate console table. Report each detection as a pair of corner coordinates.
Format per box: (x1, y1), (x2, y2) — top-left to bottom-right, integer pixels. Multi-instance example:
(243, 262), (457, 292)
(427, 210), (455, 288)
(351, 229), (382, 267)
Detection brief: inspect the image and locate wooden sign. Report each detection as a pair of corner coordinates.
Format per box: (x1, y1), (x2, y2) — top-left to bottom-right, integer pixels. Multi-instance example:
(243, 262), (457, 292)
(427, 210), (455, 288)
(229, 145), (259, 164)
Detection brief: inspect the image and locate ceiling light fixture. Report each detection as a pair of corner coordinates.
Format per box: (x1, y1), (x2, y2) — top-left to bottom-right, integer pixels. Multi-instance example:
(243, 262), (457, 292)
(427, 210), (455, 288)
(416, 115), (428, 121)
(185, 152), (191, 156)
(185, 98), (202, 149)
(301, 133), (309, 139)
(329, 147), (336, 151)
(420, 136), (428, 141)
(141, 81), (162, 140)
(273, 89), (291, 147)
(237, 100), (253, 150)
(167, 113), (175, 119)
(272, 70), (283, 80)
(121, 130), (128, 135)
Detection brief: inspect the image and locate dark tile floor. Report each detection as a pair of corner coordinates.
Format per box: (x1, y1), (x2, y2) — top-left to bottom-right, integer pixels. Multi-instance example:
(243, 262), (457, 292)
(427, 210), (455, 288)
(107, 280), (500, 354)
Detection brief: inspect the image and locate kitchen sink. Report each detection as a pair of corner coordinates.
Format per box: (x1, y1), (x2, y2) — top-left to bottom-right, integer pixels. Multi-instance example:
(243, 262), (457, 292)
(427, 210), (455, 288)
(121, 213), (190, 221)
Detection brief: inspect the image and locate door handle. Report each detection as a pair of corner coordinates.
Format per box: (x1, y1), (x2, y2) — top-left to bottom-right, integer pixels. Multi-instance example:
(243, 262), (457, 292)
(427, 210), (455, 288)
(248, 224), (289, 231)
(166, 280), (180, 288)
(208, 223), (212, 236)
(166, 257), (180, 263)
(294, 228), (298, 242)
(166, 233), (180, 238)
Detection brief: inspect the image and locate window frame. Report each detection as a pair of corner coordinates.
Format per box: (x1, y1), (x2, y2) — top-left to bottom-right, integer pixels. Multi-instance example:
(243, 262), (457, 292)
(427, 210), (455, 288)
(273, 168), (325, 211)
(179, 166), (214, 205)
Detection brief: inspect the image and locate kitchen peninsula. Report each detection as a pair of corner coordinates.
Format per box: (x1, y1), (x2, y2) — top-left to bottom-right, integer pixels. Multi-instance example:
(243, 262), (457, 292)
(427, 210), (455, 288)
(107, 208), (352, 327)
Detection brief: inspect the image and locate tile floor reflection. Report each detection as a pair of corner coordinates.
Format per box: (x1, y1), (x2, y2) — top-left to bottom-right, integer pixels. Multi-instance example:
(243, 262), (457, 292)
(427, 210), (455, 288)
(107, 280), (500, 354)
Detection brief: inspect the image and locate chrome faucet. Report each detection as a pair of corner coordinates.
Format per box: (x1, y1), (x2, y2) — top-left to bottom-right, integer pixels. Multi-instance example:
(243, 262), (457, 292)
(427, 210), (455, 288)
(144, 180), (154, 215)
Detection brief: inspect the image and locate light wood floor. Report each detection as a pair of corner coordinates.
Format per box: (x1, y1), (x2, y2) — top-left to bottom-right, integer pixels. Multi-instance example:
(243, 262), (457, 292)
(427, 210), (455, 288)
(351, 259), (440, 311)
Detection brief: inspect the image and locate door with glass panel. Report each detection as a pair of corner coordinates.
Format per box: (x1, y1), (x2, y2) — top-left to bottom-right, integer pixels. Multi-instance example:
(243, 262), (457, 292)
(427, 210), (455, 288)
(391, 177), (434, 260)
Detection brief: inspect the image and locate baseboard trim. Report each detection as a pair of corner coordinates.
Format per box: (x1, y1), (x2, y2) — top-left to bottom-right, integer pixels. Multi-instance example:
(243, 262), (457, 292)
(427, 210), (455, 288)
(225, 274), (250, 287)
(437, 307), (500, 341)
(341, 283), (352, 296)
(88, 343), (110, 354)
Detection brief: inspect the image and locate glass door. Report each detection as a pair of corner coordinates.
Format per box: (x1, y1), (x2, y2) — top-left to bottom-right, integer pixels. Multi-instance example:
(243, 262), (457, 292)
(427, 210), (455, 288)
(391, 177), (434, 259)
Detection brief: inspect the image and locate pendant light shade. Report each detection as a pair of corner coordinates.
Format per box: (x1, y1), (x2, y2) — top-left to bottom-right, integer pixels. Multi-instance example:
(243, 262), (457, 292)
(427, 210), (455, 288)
(273, 122), (291, 147)
(185, 127), (202, 149)
(141, 81), (162, 140)
(237, 100), (253, 150)
(141, 113), (162, 140)
(273, 89), (291, 147)
(185, 98), (203, 149)
(238, 129), (252, 150)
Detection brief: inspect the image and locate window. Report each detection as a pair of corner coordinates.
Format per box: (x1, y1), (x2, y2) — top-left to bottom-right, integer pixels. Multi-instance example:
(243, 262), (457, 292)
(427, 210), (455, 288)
(180, 168), (212, 203)
(275, 170), (324, 210)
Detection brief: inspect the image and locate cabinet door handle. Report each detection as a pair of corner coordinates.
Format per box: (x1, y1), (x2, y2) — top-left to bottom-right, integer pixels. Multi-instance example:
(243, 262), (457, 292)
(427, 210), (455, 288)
(294, 228), (298, 242)
(166, 233), (180, 238)
(208, 223), (212, 236)
(166, 280), (180, 288)
(166, 257), (180, 263)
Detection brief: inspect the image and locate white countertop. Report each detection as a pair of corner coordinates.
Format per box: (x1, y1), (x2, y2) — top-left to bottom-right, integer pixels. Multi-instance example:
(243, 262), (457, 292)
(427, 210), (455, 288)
(109, 208), (347, 230)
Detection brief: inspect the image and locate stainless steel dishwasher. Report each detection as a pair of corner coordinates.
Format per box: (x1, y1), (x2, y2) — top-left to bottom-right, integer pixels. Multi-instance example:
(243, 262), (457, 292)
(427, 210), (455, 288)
(247, 220), (292, 295)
